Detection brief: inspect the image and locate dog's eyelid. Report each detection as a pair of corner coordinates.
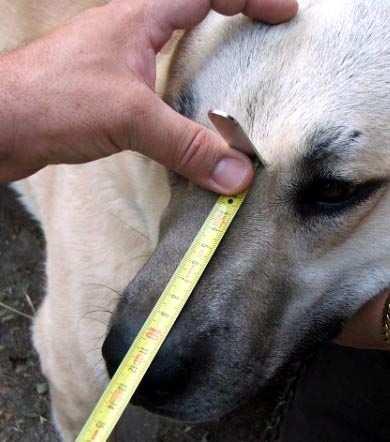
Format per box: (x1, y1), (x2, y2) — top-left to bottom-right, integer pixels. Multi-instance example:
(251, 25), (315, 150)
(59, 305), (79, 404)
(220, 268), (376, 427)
(293, 174), (386, 219)
(307, 172), (388, 187)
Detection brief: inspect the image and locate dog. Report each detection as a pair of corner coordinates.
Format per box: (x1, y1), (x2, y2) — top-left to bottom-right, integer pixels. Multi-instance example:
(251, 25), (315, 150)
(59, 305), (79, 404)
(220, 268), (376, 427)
(4, 0), (390, 439)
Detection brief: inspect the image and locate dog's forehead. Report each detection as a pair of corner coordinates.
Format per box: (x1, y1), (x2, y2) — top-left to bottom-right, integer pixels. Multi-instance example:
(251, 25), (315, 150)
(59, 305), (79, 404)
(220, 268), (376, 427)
(168, 0), (390, 176)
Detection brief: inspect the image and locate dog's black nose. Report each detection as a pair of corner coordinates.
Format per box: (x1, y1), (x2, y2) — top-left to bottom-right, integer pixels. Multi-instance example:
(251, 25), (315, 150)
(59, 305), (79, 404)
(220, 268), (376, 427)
(102, 323), (194, 406)
(102, 324), (130, 378)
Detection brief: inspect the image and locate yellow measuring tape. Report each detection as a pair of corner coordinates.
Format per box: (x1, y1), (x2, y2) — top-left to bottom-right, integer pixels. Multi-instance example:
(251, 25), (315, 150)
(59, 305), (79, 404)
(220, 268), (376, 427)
(76, 191), (248, 442)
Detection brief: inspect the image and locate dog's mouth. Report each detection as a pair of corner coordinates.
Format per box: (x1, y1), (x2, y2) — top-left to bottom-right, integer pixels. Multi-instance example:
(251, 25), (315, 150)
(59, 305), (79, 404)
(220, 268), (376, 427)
(333, 287), (390, 348)
(105, 275), (390, 424)
(131, 387), (254, 424)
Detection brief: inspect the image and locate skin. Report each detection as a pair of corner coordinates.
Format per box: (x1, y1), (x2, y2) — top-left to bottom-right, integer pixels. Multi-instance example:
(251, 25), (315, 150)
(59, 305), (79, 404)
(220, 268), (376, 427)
(0, 0), (387, 351)
(0, 0), (298, 190)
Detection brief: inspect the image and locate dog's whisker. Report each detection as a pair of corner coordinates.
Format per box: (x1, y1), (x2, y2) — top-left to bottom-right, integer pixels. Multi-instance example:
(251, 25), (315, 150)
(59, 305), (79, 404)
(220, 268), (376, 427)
(82, 308), (114, 318)
(80, 315), (111, 327)
(106, 212), (151, 243)
(83, 282), (122, 298)
(86, 346), (104, 356)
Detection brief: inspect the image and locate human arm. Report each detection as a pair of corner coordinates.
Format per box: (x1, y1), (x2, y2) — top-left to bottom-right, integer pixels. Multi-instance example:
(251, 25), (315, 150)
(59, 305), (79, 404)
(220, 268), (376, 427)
(0, 0), (298, 193)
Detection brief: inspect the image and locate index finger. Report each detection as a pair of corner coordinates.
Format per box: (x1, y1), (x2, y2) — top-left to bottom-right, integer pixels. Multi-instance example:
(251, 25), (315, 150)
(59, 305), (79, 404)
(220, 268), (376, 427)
(146, 0), (299, 51)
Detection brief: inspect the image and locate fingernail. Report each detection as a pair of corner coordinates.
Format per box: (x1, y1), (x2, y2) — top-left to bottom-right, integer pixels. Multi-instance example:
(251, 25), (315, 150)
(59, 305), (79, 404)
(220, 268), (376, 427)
(211, 157), (253, 193)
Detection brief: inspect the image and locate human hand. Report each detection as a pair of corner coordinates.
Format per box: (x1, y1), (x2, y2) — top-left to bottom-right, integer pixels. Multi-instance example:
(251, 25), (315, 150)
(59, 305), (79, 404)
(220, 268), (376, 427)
(335, 291), (390, 351)
(0, 0), (298, 192)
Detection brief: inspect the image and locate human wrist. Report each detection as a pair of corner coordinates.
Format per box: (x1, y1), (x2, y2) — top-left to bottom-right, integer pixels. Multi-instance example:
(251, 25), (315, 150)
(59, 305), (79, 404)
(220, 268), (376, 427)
(0, 50), (45, 181)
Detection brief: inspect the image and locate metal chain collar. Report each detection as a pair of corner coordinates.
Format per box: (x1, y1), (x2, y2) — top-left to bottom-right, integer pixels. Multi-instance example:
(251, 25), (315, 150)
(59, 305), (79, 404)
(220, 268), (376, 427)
(384, 293), (390, 344)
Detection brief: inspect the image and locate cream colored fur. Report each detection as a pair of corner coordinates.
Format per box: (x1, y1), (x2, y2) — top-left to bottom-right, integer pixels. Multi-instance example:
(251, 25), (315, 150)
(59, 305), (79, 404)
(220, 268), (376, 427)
(3, 1), (173, 438)
(6, 0), (390, 439)
(14, 157), (170, 438)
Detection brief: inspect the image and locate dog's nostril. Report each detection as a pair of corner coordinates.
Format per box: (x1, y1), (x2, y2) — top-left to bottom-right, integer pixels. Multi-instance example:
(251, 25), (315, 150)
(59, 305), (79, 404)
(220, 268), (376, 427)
(102, 323), (193, 405)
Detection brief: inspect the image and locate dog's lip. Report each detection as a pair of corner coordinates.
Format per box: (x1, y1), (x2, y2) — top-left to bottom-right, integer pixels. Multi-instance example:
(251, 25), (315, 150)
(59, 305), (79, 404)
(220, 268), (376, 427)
(361, 286), (390, 315)
(121, 286), (390, 419)
(362, 286), (390, 309)
(333, 286), (390, 347)
(131, 381), (259, 423)
(372, 287), (390, 300)
(131, 390), (170, 408)
(133, 399), (241, 424)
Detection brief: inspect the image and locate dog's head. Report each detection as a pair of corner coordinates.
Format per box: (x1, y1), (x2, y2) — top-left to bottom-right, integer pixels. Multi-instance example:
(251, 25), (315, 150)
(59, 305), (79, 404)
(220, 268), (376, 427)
(103, 0), (390, 422)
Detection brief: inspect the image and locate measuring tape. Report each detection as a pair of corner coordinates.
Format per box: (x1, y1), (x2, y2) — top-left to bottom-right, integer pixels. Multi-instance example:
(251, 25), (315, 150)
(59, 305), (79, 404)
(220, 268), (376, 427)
(76, 191), (248, 442)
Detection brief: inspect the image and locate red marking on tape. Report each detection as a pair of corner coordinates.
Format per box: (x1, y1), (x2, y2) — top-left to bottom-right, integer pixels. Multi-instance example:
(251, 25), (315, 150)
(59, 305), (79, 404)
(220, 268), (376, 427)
(108, 385), (126, 409)
(145, 327), (162, 341)
(134, 353), (145, 365)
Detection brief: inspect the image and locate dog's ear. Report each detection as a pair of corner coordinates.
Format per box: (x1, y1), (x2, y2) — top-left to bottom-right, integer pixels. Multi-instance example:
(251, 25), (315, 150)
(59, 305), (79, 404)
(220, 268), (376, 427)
(156, 32), (185, 98)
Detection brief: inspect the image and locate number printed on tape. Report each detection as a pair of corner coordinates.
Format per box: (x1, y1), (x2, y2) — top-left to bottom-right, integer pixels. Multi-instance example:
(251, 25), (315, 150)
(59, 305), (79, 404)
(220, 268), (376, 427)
(76, 192), (247, 442)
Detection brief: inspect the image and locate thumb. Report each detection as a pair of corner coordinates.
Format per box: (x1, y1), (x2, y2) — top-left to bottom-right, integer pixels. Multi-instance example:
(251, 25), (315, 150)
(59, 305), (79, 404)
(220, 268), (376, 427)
(129, 86), (254, 195)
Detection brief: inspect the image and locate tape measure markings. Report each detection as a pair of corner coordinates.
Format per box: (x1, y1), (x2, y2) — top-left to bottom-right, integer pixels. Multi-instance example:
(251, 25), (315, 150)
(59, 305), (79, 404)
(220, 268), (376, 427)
(76, 193), (247, 442)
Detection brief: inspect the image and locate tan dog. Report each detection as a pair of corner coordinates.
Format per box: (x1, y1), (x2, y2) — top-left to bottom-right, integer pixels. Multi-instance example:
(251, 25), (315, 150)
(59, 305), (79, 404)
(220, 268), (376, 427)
(4, 2), (171, 438)
(5, 0), (390, 440)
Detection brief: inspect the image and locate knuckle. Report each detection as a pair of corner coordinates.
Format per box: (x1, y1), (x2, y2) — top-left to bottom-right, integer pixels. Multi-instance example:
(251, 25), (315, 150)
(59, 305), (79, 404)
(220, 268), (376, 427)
(109, 0), (144, 27)
(211, 0), (245, 15)
(174, 127), (211, 174)
(127, 93), (150, 150)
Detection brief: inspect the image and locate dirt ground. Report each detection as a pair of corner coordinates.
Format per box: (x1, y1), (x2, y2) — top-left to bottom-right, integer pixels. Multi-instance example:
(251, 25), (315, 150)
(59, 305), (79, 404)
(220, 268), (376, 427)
(0, 184), (58, 441)
(0, 184), (282, 441)
(3, 183), (390, 442)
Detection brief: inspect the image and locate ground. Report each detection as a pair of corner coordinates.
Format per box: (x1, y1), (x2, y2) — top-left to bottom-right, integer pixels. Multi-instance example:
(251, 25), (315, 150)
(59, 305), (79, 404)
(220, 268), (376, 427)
(0, 184), (57, 441)
(0, 184), (280, 441)
(3, 182), (389, 442)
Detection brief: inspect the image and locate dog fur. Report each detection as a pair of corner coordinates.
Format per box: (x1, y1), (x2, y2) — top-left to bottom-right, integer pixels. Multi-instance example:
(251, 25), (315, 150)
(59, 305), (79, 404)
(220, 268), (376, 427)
(3, 0), (390, 439)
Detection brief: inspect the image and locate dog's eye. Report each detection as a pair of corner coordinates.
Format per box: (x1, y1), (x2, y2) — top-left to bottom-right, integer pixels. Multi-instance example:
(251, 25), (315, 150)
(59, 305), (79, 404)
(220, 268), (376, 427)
(298, 178), (383, 216)
(311, 180), (357, 205)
